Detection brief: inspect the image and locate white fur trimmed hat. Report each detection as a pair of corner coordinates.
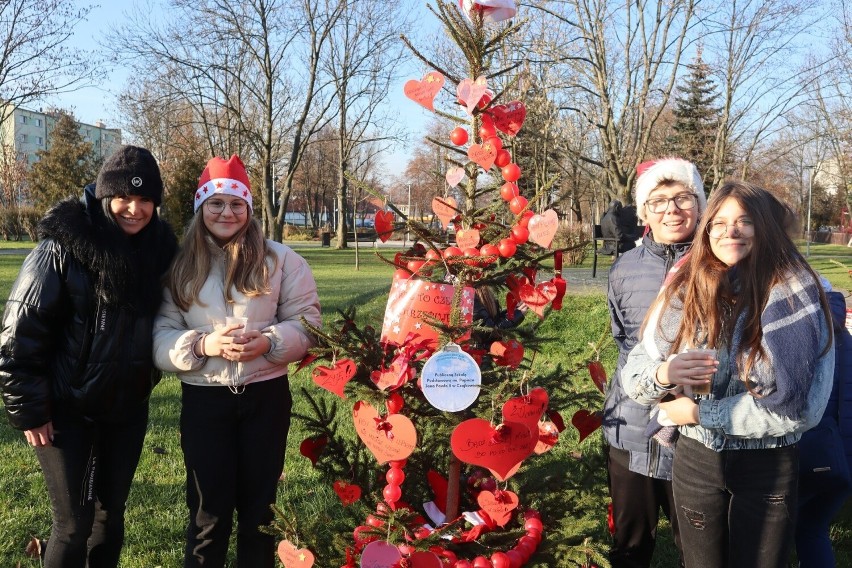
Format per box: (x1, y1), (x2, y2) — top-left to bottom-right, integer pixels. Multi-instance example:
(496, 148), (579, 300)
(195, 154), (252, 213)
(634, 158), (705, 222)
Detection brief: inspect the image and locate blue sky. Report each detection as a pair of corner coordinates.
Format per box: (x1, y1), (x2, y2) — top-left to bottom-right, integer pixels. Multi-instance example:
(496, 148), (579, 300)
(47, 0), (436, 179)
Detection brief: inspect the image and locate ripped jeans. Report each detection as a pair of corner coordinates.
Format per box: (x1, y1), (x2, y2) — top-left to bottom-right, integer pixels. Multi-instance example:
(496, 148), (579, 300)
(672, 435), (798, 568)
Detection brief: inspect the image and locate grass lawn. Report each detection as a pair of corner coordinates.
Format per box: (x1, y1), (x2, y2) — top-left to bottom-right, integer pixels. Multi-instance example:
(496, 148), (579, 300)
(0, 242), (850, 566)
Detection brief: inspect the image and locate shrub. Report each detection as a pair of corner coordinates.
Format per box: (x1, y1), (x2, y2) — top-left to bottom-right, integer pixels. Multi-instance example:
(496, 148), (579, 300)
(282, 224), (314, 241)
(19, 207), (41, 241)
(553, 222), (589, 265)
(0, 207), (21, 240)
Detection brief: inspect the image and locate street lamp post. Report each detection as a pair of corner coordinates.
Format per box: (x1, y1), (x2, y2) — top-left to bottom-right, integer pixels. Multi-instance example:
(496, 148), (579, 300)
(805, 165), (815, 258)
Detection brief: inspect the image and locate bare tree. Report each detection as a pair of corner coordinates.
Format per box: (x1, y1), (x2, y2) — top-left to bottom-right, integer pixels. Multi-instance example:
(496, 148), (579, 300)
(0, 0), (99, 127)
(530, 0), (698, 203)
(110, 0), (345, 241)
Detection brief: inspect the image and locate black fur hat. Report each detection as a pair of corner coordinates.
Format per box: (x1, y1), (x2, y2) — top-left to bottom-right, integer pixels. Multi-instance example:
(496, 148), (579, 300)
(95, 145), (163, 205)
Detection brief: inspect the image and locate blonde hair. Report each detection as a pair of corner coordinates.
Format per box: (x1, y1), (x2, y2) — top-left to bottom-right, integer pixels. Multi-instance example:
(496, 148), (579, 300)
(167, 212), (273, 311)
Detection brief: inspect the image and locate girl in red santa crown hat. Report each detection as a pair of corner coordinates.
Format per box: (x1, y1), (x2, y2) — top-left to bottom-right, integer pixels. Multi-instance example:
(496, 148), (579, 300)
(154, 154), (321, 567)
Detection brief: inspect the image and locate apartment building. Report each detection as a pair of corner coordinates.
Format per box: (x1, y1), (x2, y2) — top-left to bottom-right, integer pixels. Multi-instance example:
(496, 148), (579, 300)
(0, 104), (122, 166)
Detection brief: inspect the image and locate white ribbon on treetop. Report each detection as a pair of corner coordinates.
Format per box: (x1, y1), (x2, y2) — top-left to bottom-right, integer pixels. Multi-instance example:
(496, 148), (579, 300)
(459, 0), (517, 24)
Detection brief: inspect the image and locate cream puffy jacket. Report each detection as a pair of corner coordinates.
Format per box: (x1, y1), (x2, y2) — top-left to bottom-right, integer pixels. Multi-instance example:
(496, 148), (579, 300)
(153, 239), (321, 387)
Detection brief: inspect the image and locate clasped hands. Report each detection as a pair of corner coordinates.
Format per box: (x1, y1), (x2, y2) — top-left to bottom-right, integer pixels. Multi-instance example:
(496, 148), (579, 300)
(199, 323), (271, 363)
(654, 351), (718, 426)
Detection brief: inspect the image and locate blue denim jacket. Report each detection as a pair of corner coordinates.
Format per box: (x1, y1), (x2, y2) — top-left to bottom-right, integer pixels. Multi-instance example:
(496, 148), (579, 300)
(622, 275), (834, 452)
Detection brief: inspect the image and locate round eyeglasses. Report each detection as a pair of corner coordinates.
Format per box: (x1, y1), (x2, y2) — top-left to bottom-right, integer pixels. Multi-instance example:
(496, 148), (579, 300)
(645, 193), (698, 214)
(706, 219), (754, 238)
(205, 199), (248, 215)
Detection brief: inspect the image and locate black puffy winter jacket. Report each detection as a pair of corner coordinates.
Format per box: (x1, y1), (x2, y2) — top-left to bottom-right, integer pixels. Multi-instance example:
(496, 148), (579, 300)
(0, 186), (177, 429)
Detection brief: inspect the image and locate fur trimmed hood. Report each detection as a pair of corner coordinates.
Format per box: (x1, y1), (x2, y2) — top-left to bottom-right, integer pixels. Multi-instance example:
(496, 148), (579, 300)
(38, 185), (177, 314)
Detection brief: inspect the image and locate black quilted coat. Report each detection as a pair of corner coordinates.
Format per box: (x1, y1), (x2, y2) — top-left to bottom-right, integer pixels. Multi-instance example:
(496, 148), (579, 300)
(0, 185), (177, 429)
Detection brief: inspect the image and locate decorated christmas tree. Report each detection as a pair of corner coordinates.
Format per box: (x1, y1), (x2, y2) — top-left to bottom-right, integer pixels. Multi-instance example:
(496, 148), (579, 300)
(273, 2), (613, 567)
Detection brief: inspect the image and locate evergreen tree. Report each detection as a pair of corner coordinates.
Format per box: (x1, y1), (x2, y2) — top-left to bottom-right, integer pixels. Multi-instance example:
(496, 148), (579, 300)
(271, 3), (611, 567)
(669, 53), (721, 191)
(27, 111), (100, 212)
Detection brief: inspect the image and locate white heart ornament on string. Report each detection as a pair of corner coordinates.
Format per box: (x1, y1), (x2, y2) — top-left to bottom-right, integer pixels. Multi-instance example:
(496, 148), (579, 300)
(446, 167), (465, 188)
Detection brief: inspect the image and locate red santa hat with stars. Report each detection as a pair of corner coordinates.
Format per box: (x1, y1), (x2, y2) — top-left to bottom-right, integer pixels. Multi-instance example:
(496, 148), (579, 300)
(195, 154), (253, 213)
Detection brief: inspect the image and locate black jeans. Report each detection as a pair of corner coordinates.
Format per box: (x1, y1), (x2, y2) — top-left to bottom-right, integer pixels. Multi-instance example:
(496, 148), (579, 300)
(673, 436), (798, 568)
(34, 403), (149, 568)
(181, 376), (292, 568)
(607, 446), (683, 568)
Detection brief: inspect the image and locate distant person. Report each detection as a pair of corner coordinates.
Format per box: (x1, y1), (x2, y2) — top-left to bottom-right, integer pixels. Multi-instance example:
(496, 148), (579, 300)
(603, 157), (706, 568)
(623, 181), (834, 568)
(600, 200), (640, 255)
(0, 146), (177, 567)
(795, 282), (852, 567)
(153, 155), (321, 567)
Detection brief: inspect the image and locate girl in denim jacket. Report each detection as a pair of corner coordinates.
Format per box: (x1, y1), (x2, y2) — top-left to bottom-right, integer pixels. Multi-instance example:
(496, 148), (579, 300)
(622, 181), (834, 568)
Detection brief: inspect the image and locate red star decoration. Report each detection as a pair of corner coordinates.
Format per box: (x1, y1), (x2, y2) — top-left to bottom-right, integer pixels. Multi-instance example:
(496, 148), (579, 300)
(242, 190), (248, 197)
(215, 182), (223, 188)
(203, 186), (209, 194)
(195, 191), (200, 199)
(231, 182), (238, 189)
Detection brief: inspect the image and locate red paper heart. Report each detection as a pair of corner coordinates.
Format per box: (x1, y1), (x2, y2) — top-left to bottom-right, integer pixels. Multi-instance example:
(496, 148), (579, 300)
(489, 101), (526, 136)
(518, 282), (558, 318)
(295, 353), (318, 373)
(353, 401), (417, 464)
(332, 480), (361, 506)
(277, 540), (315, 568)
(572, 409), (602, 443)
(467, 141), (497, 170)
(404, 71), (445, 111)
(370, 360), (413, 391)
(455, 228), (481, 249)
(527, 209), (558, 248)
(374, 210), (394, 242)
(446, 166), (465, 188)
(489, 339), (524, 368)
(299, 435), (327, 466)
(548, 409), (566, 432)
(311, 358), (355, 399)
(450, 419), (536, 481)
(457, 76), (488, 115)
(432, 196), (458, 228)
(502, 387), (549, 432)
(534, 421), (560, 454)
(588, 361), (607, 394)
(477, 490), (519, 527)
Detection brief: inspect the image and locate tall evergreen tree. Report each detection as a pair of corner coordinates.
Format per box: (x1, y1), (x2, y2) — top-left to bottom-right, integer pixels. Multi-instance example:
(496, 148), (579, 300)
(669, 53), (721, 191)
(27, 111), (100, 212)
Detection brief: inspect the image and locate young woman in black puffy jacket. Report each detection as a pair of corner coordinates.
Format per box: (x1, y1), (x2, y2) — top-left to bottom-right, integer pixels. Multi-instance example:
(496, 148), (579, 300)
(0, 146), (177, 568)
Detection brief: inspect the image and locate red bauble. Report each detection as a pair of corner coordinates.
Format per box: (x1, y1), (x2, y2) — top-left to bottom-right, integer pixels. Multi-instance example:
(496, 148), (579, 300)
(450, 127), (469, 146)
(472, 556), (493, 568)
(443, 246), (463, 259)
(389, 459), (408, 468)
(490, 552), (511, 568)
(508, 196), (528, 215)
(383, 483), (402, 503)
(499, 182), (519, 202)
(501, 163), (521, 182)
(479, 243), (500, 261)
(407, 259), (427, 274)
(393, 268), (412, 280)
(485, 135), (503, 153)
(462, 247), (482, 266)
(386, 467), (406, 485)
(524, 517), (544, 533)
(365, 514), (384, 528)
(495, 149), (512, 168)
(525, 528), (542, 544)
(386, 392), (404, 414)
(497, 238), (517, 258)
(353, 525), (378, 545)
(518, 210), (535, 228)
(454, 561), (473, 568)
(518, 535), (538, 551)
(439, 550), (458, 564)
(510, 225), (530, 244)
(505, 550), (523, 568)
(479, 122), (497, 139)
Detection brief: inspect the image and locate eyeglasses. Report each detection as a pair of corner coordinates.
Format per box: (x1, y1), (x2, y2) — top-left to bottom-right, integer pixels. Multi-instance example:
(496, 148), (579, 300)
(645, 193), (698, 214)
(205, 199), (248, 215)
(706, 218), (754, 238)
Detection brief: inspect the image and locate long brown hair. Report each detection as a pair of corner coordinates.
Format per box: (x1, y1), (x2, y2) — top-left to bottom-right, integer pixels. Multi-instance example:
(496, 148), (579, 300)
(167, 212), (273, 311)
(658, 181), (831, 380)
